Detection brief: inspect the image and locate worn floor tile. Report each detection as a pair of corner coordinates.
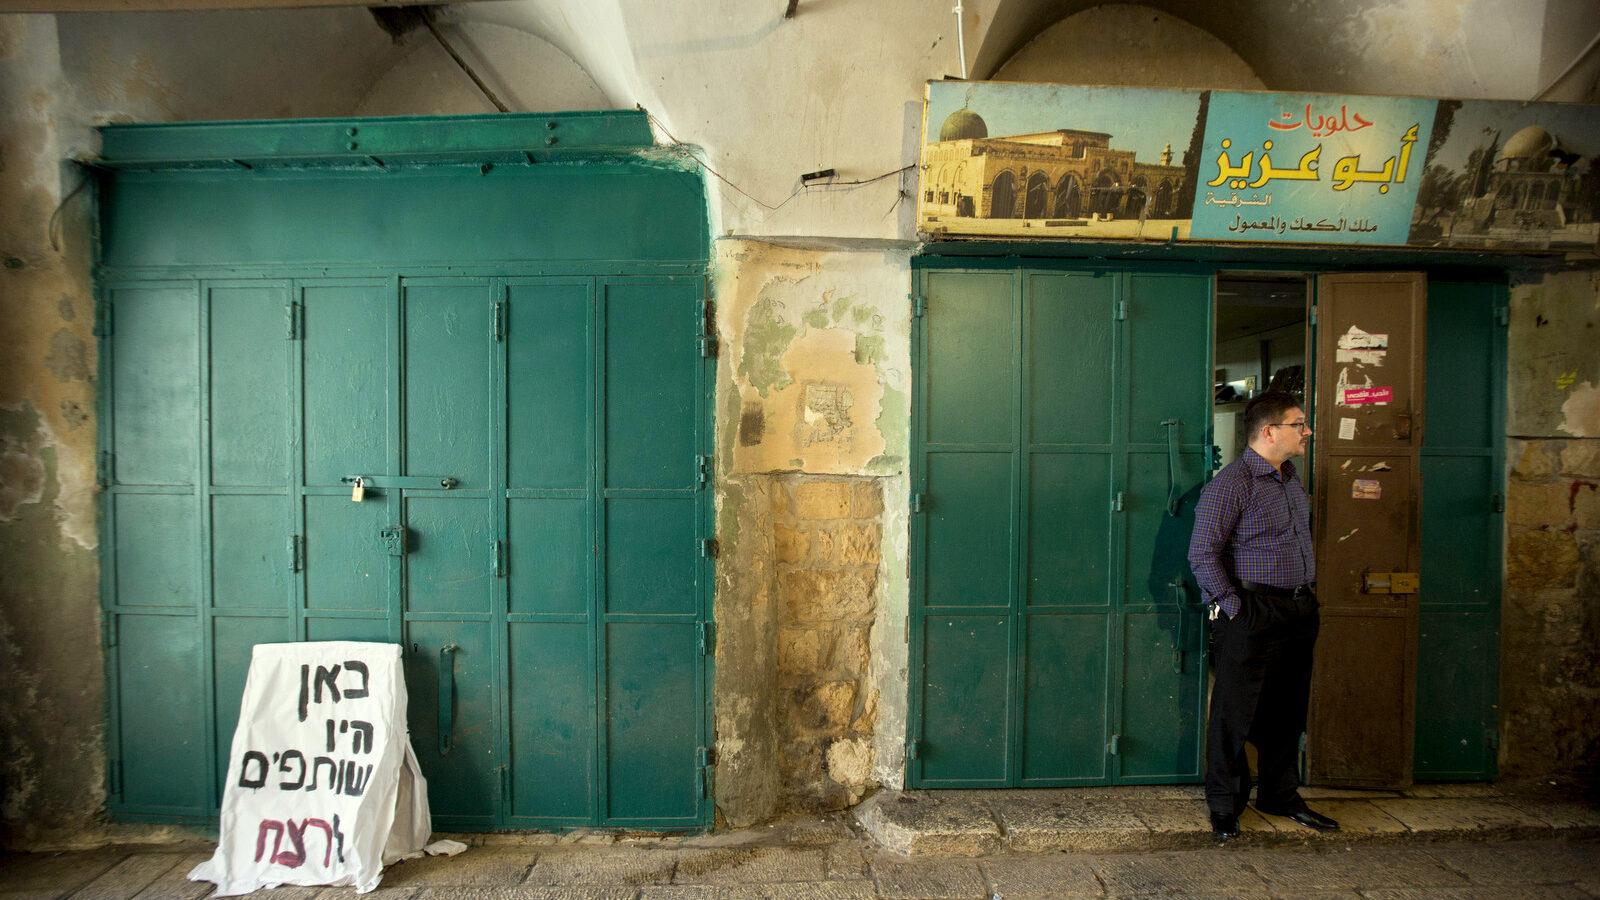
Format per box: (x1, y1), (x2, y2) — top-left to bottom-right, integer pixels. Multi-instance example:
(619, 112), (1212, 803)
(1240, 845), (1470, 890)
(1371, 799), (1552, 837)
(672, 847), (828, 884)
(1253, 800), (1409, 841)
(1503, 798), (1600, 832)
(409, 888), (638, 900)
(1122, 799), (1214, 849)
(1361, 887), (1594, 900)
(640, 883), (875, 900)
(379, 848), (535, 887)
(524, 847), (676, 886)
(70, 853), (190, 900)
(977, 854), (1103, 899)
(823, 844), (867, 880)
(1422, 840), (1600, 885)
(856, 794), (1001, 856)
(0, 849), (132, 896)
(130, 853), (214, 900)
(869, 857), (988, 900)
(993, 796), (1150, 853)
(1090, 849), (1269, 895)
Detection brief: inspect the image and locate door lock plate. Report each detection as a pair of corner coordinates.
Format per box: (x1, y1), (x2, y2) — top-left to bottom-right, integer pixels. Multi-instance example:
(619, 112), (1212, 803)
(1362, 571), (1419, 594)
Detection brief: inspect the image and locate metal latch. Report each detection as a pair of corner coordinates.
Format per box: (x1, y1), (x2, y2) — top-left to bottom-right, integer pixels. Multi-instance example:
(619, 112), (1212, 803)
(1362, 571), (1419, 594)
(382, 525), (407, 557)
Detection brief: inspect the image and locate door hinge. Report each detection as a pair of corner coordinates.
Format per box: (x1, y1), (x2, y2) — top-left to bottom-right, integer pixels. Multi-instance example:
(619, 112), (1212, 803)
(905, 739), (919, 763)
(94, 301), (113, 337)
(1492, 493), (1505, 513)
(910, 492), (926, 514)
(288, 534), (304, 572)
(700, 300), (719, 358)
(699, 537), (720, 559)
(497, 764), (509, 804)
(107, 758), (123, 796)
(911, 292), (926, 317)
(285, 301), (303, 340)
(1309, 304), (1318, 327)
(697, 621), (716, 655)
(1108, 734), (1121, 756)
(1112, 490), (1125, 513)
(491, 539), (506, 577)
(1494, 306), (1509, 326)
(96, 450), (114, 488)
(903, 614), (909, 641)
(382, 524), (407, 557)
(1115, 300), (1127, 321)
(101, 609), (117, 648)
(697, 454), (713, 488)
(492, 300), (506, 341)
(698, 746), (715, 798)
(1210, 445), (1223, 471)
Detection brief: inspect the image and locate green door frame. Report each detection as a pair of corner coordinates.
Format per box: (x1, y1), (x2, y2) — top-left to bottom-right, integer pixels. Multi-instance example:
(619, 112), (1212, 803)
(93, 112), (716, 830)
(908, 247), (1511, 786)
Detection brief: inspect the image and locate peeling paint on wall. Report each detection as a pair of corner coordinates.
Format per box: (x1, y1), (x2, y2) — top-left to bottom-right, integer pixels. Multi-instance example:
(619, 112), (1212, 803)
(1509, 271), (1600, 438)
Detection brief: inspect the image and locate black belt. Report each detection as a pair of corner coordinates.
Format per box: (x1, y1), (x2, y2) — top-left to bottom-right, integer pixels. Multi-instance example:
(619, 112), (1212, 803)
(1238, 580), (1315, 599)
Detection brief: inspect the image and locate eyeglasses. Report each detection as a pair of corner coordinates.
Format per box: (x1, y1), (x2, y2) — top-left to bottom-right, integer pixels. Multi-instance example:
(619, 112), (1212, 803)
(1268, 422), (1311, 433)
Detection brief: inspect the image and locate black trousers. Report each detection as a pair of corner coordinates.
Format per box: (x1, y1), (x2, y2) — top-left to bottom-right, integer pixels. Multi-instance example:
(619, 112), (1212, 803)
(1205, 586), (1319, 816)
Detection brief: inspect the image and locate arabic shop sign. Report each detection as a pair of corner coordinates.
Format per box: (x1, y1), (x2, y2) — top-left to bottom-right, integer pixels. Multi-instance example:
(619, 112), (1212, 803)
(1189, 92), (1434, 244)
(920, 82), (1600, 252)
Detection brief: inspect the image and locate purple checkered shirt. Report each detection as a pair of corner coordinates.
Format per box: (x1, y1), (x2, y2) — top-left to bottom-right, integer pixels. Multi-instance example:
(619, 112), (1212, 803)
(1187, 446), (1315, 618)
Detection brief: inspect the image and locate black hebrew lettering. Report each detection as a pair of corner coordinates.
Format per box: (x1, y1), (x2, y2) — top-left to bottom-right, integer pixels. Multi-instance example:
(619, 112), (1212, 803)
(326, 719), (337, 753)
(254, 820), (284, 864)
(239, 751), (269, 789)
(298, 664), (310, 722)
(342, 660), (369, 699)
(349, 721), (374, 754)
(332, 814), (346, 863)
(308, 756), (338, 791)
(314, 665), (342, 705)
(277, 750), (306, 790)
(340, 761), (374, 797)
(278, 819), (308, 868)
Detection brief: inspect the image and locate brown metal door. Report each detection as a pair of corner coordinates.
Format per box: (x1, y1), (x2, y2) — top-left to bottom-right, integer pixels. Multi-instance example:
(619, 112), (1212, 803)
(1307, 272), (1426, 789)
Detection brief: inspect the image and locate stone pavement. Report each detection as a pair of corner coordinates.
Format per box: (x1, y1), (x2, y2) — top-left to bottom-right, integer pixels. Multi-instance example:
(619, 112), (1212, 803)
(3, 784), (1598, 900)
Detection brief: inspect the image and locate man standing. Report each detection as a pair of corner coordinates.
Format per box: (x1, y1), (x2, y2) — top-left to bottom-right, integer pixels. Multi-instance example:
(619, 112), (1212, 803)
(1188, 390), (1338, 843)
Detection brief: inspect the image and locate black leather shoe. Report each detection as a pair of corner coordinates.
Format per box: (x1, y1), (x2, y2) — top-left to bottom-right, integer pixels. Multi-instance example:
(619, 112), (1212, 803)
(1209, 812), (1240, 844)
(1259, 804), (1340, 832)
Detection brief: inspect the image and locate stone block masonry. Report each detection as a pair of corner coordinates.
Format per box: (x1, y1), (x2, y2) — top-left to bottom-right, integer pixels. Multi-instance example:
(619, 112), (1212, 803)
(772, 476), (883, 812)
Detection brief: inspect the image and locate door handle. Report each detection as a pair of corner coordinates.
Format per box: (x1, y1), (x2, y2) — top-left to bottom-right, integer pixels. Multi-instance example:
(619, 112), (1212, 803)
(439, 643), (458, 755)
(1161, 419), (1182, 516)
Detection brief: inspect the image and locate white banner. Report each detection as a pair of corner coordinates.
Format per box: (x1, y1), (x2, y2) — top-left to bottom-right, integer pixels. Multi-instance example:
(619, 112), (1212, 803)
(190, 641), (431, 896)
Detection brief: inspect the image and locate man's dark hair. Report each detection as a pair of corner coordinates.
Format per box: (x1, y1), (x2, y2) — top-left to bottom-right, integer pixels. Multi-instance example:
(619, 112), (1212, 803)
(1244, 390), (1303, 438)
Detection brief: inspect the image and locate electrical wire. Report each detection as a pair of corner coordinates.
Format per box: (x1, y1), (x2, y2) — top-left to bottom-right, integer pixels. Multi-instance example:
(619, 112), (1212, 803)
(641, 106), (914, 212)
(424, 15), (510, 113)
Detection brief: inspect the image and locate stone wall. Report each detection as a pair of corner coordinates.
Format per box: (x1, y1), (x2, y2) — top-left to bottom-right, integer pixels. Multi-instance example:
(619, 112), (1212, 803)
(773, 478), (883, 811)
(1501, 271), (1600, 783)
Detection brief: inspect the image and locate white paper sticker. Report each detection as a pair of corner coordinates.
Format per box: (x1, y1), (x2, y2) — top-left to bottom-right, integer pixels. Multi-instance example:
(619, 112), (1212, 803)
(1335, 326), (1389, 365)
(1338, 417), (1356, 440)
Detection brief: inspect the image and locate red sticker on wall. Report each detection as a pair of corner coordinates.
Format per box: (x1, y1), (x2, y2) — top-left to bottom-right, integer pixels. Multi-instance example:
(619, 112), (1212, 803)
(1341, 386), (1393, 405)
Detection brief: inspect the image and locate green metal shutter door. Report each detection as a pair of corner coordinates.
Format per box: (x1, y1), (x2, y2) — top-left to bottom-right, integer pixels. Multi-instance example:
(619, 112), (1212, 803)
(1415, 281), (1504, 780)
(911, 266), (1210, 788)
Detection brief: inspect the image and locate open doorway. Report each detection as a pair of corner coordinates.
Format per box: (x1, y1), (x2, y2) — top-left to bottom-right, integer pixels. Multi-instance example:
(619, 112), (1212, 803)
(1212, 273), (1310, 465)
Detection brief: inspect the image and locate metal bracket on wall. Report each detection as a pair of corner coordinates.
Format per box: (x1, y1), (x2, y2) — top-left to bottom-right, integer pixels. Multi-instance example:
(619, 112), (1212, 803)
(382, 524), (407, 557)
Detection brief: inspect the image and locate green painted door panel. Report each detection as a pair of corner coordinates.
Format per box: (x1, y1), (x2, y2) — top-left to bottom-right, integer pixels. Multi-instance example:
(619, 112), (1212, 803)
(1118, 611), (1204, 780)
(403, 281), (492, 490)
(114, 494), (198, 608)
(925, 272), (1014, 445)
(1415, 610), (1496, 777)
(508, 622), (595, 823)
(302, 282), (391, 488)
(1019, 613), (1109, 782)
(406, 622), (498, 824)
(304, 495), (390, 612)
(506, 280), (591, 490)
(116, 614), (206, 812)
(919, 615), (1011, 785)
(925, 453), (1013, 608)
(605, 498), (698, 616)
(507, 498), (589, 615)
(1027, 453), (1111, 606)
(405, 497), (493, 614)
(605, 622), (701, 824)
(110, 285), (198, 486)
(1027, 273), (1114, 445)
(211, 495), (291, 609)
(1126, 274), (1211, 441)
(306, 617), (391, 643)
(604, 280), (701, 491)
(208, 284), (290, 486)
